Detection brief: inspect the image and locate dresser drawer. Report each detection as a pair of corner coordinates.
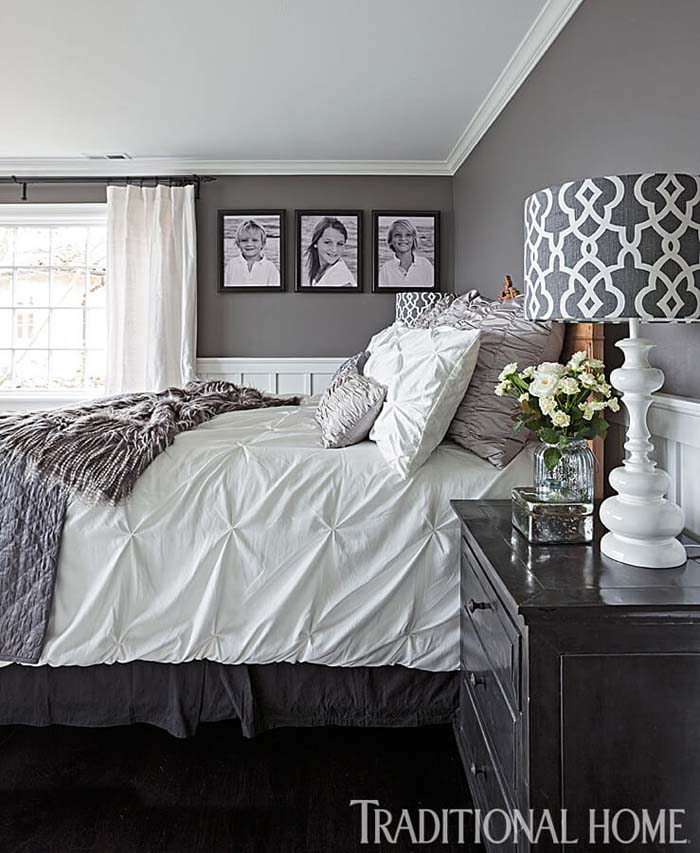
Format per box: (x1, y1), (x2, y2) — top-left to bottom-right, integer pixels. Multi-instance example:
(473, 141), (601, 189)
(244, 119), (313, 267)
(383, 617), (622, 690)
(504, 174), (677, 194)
(461, 536), (521, 711)
(461, 611), (521, 803)
(455, 677), (518, 851)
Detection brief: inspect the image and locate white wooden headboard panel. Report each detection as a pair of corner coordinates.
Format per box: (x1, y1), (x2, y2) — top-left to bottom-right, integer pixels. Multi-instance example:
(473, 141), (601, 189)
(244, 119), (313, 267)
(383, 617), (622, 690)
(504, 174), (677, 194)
(196, 357), (346, 397)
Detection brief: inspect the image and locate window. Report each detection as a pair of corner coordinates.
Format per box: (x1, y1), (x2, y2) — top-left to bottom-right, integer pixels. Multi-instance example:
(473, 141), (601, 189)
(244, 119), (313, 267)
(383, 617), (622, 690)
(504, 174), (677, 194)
(0, 204), (107, 393)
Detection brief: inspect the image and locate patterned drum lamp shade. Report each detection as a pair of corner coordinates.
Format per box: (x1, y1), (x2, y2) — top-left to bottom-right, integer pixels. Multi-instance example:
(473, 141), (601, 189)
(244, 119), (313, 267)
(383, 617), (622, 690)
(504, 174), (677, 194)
(522, 173), (700, 570)
(524, 173), (700, 322)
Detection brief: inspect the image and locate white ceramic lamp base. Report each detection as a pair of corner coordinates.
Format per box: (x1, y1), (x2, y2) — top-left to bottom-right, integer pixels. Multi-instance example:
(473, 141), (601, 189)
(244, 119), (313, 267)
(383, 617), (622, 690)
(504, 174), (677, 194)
(599, 322), (686, 568)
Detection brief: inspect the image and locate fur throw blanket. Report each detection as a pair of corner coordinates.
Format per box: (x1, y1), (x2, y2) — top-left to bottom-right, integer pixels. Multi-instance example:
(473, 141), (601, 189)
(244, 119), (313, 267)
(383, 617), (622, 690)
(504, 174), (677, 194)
(0, 380), (299, 505)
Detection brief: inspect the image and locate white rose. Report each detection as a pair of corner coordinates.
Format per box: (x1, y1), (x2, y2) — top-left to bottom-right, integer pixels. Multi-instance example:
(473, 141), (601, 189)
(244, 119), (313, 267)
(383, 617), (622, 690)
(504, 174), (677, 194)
(530, 374), (560, 398)
(498, 362), (518, 381)
(494, 381), (509, 397)
(568, 351), (587, 370)
(580, 372), (597, 388)
(551, 410), (570, 428)
(539, 396), (557, 415)
(535, 362), (566, 378)
(558, 377), (580, 395)
(518, 393), (530, 404)
(588, 357), (604, 369)
(579, 402), (595, 421)
(608, 397), (620, 412)
(521, 365), (536, 378)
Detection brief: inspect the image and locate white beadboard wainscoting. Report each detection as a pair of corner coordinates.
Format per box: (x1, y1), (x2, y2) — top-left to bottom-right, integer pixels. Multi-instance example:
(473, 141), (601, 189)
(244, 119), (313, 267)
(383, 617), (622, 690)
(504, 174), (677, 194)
(196, 357), (346, 396)
(608, 393), (700, 539)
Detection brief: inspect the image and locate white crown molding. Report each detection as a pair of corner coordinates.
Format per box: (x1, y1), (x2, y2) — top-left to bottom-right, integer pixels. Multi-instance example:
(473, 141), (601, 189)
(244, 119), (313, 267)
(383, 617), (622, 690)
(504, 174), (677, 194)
(0, 158), (451, 178)
(445, 0), (584, 174)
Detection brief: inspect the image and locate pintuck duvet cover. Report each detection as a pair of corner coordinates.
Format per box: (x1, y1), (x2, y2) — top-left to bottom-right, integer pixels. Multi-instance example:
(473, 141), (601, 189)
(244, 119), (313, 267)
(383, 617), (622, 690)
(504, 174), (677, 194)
(8, 398), (532, 672)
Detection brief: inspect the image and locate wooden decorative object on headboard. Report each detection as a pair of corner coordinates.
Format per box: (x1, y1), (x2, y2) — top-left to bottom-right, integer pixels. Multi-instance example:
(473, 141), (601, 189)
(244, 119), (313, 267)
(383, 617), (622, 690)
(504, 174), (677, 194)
(499, 279), (606, 498)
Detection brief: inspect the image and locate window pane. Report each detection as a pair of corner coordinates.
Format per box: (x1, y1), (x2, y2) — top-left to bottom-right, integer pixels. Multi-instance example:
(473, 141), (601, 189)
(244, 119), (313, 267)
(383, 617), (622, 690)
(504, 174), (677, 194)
(13, 349), (48, 388)
(0, 271), (11, 308)
(85, 350), (106, 388)
(51, 268), (86, 307)
(0, 218), (106, 394)
(14, 308), (49, 348)
(0, 228), (14, 265)
(88, 227), (106, 272)
(50, 308), (85, 348)
(86, 272), (106, 307)
(49, 350), (86, 389)
(0, 351), (11, 387)
(15, 268), (49, 307)
(14, 228), (50, 266)
(85, 309), (106, 349)
(0, 309), (11, 345)
(52, 227), (87, 266)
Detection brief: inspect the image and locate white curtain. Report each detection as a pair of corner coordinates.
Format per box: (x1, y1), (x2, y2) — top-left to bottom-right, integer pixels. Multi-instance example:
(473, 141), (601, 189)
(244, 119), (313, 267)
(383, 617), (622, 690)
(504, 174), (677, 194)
(105, 184), (197, 394)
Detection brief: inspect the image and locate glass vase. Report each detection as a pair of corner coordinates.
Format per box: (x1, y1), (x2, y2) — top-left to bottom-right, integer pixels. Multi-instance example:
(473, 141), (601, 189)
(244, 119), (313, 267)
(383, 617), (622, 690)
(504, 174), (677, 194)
(533, 439), (594, 502)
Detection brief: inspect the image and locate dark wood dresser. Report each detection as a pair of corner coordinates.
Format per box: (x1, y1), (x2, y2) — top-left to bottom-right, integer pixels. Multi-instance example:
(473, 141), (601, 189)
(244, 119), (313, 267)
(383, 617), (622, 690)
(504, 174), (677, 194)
(452, 499), (700, 852)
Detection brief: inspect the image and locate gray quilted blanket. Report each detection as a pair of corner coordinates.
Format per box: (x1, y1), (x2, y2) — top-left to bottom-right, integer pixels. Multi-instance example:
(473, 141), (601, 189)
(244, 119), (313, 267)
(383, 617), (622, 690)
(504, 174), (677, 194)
(0, 381), (298, 663)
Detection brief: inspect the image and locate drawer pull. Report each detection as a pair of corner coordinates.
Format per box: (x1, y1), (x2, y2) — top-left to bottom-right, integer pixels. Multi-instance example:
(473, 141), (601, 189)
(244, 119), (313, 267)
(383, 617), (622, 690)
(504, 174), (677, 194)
(467, 598), (492, 614)
(469, 672), (486, 689)
(470, 762), (487, 778)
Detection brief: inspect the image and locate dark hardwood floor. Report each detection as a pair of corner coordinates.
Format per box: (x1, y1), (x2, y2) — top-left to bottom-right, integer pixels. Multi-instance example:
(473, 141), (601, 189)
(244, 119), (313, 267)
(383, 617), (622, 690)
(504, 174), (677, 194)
(0, 722), (481, 852)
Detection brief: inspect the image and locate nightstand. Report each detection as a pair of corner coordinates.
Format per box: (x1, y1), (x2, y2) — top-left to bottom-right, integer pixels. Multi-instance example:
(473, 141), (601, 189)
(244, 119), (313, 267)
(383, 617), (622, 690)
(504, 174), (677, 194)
(452, 499), (700, 852)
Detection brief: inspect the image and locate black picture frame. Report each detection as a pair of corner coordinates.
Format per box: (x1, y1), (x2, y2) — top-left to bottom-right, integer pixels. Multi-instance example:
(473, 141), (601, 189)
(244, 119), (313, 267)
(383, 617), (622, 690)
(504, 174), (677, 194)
(218, 209), (286, 292)
(372, 210), (440, 293)
(295, 210), (363, 293)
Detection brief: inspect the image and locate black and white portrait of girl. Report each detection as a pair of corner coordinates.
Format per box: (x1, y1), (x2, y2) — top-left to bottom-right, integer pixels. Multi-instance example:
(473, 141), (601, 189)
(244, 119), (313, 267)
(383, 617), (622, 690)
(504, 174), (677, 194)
(296, 211), (362, 292)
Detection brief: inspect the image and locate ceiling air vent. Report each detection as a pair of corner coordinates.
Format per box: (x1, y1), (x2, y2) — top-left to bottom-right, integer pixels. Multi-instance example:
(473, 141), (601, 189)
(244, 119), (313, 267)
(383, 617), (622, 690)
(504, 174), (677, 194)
(82, 153), (132, 160)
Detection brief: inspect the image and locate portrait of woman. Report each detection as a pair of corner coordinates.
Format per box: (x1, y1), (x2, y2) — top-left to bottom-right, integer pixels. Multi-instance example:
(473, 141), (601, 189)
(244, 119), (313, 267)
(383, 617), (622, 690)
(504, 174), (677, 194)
(373, 211), (440, 292)
(296, 211), (362, 292)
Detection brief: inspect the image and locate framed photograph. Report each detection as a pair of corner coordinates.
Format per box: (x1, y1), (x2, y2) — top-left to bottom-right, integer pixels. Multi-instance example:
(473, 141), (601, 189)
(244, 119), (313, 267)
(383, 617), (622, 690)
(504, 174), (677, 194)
(295, 210), (362, 292)
(218, 210), (285, 292)
(372, 211), (440, 292)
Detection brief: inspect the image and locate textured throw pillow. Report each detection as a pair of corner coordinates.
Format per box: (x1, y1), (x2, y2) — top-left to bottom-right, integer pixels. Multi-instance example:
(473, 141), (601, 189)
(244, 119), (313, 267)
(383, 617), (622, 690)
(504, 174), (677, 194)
(330, 350), (369, 384)
(395, 292), (456, 327)
(364, 325), (481, 478)
(315, 366), (386, 449)
(418, 292), (565, 468)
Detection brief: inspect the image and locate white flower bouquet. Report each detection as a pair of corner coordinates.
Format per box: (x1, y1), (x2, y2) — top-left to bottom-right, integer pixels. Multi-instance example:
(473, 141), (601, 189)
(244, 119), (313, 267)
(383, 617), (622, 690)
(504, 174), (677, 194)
(495, 350), (619, 470)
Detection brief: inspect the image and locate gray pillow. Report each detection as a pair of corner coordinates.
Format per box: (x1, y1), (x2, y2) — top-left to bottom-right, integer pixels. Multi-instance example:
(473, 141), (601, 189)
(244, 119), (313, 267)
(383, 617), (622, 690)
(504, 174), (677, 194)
(315, 368), (386, 449)
(395, 292), (456, 327)
(330, 351), (369, 385)
(418, 292), (565, 467)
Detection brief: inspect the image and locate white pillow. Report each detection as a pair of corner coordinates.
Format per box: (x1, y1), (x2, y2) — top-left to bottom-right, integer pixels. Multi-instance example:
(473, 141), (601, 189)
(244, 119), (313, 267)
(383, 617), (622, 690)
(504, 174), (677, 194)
(364, 325), (481, 478)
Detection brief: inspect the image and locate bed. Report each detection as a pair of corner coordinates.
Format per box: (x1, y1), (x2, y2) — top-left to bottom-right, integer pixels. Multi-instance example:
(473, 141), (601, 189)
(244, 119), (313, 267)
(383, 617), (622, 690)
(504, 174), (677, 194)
(0, 310), (604, 737)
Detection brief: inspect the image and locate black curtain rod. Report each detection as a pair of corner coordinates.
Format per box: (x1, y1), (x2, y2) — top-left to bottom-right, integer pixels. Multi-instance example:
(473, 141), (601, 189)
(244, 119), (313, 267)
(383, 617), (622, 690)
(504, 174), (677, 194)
(0, 174), (215, 200)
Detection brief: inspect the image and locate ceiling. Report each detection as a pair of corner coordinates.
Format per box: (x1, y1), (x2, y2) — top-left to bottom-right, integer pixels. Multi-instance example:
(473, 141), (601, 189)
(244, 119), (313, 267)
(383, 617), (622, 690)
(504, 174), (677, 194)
(0, 0), (581, 174)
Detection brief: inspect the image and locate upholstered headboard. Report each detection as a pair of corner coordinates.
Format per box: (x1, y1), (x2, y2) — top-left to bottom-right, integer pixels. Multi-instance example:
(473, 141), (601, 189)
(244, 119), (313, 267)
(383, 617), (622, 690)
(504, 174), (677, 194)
(500, 276), (605, 498)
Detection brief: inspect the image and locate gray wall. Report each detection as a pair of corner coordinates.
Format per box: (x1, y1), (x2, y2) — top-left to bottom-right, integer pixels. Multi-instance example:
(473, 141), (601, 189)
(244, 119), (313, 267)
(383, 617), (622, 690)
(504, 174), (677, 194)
(196, 175), (452, 357)
(0, 176), (452, 359)
(452, 0), (700, 400)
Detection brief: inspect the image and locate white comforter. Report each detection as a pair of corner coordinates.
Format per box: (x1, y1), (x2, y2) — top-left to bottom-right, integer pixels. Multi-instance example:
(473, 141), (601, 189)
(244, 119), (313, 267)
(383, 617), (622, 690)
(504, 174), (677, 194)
(26, 399), (532, 672)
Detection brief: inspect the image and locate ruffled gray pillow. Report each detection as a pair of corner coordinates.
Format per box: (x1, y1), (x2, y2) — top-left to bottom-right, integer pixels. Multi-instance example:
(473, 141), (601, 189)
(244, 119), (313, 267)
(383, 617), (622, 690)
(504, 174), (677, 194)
(315, 363), (386, 449)
(330, 351), (369, 384)
(418, 291), (564, 467)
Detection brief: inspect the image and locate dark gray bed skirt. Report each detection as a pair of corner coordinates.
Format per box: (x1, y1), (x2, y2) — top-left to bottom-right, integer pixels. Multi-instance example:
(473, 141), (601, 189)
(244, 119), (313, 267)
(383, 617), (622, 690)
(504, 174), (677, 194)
(0, 660), (458, 738)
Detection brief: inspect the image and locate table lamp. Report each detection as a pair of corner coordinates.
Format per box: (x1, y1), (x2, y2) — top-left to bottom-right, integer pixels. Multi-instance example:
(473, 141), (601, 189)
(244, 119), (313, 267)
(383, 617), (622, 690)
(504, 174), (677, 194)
(523, 173), (700, 568)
